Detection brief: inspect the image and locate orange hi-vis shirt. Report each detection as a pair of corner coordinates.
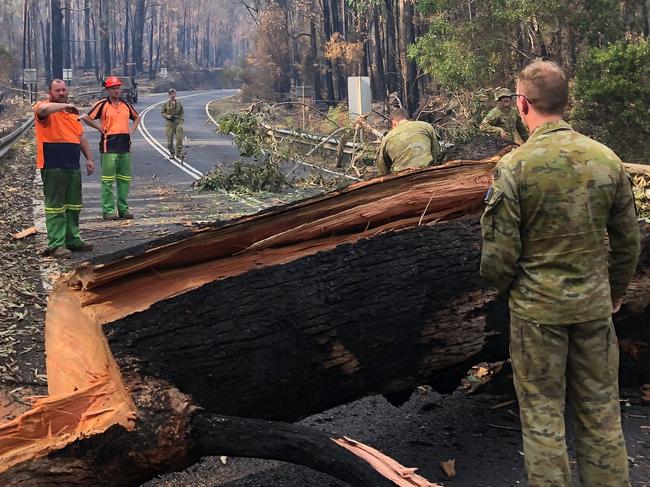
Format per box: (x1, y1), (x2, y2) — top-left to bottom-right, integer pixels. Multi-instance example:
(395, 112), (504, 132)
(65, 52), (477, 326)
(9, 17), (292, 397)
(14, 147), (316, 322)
(33, 101), (83, 170)
(87, 97), (138, 153)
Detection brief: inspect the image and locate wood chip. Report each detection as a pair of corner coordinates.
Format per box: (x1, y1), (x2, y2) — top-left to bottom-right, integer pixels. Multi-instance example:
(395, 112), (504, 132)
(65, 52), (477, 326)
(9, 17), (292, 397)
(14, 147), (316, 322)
(491, 399), (517, 410)
(488, 423), (521, 432)
(12, 227), (38, 239)
(440, 459), (456, 478)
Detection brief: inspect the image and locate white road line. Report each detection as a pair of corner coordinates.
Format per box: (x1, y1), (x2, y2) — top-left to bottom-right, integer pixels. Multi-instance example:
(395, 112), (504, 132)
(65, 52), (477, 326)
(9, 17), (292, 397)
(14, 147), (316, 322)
(138, 92), (208, 180)
(205, 98), (221, 126)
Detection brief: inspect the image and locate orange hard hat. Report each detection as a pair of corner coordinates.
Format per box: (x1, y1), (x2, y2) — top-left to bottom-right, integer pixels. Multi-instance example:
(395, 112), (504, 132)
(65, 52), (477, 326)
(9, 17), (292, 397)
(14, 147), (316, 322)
(104, 76), (122, 88)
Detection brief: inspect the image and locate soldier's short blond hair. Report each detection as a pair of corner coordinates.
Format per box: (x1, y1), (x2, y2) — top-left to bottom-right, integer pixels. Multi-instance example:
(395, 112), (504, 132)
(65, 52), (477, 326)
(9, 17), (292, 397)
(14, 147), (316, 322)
(390, 108), (409, 122)
(517, 61), (568, 115)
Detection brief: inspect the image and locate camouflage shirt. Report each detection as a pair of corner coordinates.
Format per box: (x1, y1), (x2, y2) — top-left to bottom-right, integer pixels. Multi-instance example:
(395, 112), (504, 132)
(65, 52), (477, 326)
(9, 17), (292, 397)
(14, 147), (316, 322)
(480, 120), (640, 324)
(161, 100), (184, 123)
(479, 106), (529, 144)
(377, 121), (440, 176)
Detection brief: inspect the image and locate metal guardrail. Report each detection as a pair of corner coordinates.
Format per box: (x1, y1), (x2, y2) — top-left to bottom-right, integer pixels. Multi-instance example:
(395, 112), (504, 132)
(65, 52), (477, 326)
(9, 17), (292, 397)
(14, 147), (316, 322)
(274, 127), (366, 151)
(0, 116), (35, 158)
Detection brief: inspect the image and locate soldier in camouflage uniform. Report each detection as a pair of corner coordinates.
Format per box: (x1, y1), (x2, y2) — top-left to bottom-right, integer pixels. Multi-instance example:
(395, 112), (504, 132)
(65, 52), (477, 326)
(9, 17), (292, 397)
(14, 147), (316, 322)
(479, 87), (529, 145)
(480, 61), (640, 486)
(161, 88), (184, 159)
(377, 108), (440, 176)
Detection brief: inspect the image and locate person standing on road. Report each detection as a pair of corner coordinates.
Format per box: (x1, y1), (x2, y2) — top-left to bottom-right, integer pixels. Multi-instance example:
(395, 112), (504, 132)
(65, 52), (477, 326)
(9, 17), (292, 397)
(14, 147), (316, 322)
(83, 76), (140, 220)
(479, 88), (529, 145)
(160, 88), (184, 160)
(33, 79), (95, 259)
(480, 61), (640, 486)
(376, 108), (440, 176)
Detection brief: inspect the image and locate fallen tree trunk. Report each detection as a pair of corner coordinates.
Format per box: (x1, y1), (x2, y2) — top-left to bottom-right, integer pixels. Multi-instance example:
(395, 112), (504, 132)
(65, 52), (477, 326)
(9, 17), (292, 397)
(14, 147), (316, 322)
(0, 160), (648, 486)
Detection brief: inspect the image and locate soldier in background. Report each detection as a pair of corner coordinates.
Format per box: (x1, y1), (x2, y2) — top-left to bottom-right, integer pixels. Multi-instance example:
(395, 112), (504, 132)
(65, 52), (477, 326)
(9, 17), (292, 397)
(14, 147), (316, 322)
(161, 88), (184, 160)
(480, 61), (640, 486)
(479, 88), (529, 145)
(376, 108), (440, 176)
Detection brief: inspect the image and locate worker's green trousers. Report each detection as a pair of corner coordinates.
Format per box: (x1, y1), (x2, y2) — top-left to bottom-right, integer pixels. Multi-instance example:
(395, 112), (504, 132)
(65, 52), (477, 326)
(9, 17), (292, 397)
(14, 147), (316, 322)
(41, 168), (84, 250)
(100, 152), (131, 215)
(510, 314), (630, 487)
(166, 122), (183, 157)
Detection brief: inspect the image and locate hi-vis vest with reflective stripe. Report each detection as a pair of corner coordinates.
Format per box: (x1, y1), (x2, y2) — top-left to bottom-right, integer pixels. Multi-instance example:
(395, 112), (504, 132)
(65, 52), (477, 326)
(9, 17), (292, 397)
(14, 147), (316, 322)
(33, 101), (83, 170)
(87, 97), (138, 153)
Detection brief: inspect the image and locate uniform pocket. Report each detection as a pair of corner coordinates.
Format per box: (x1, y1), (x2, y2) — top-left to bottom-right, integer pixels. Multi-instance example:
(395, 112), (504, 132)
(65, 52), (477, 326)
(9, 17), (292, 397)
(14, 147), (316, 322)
(604, 319), (619, 384)
(511, 320), (550, 381)
(481, 186), (504, 241)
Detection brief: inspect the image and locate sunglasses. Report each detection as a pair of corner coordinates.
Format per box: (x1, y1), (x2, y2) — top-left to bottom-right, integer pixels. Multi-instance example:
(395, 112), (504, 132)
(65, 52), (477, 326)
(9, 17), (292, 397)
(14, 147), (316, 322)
(513, 93), (533, 104)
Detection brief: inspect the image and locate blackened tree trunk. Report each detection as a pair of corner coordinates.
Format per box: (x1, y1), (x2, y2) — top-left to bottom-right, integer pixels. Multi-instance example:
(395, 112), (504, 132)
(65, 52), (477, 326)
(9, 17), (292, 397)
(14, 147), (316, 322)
(83, 0), (92, 68)
(373, 6), (387, 98)
(92, 8), (100, 80)
(132, 0), (145, 72)
(122, 0), (130, 76)
(203, 15), (210, 67)
(310, 18), (323, 101)
(322, 0), (336, 102)
(99, 0), (111, 76)
(63, 0), (71, 69)
(51, 0), (63, 79)
(398, 0), (418, 115)
(40, 20), (51, 84)
(384, 0), (398, 94)
(22, 1), (27, 83)
(148, 5), (156, 79)
(330, 0), (347, 99)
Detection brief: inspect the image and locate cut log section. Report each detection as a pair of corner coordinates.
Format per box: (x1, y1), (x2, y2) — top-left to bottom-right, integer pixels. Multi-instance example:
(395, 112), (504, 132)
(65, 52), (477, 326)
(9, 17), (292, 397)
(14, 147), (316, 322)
(0, 159), (648, 486)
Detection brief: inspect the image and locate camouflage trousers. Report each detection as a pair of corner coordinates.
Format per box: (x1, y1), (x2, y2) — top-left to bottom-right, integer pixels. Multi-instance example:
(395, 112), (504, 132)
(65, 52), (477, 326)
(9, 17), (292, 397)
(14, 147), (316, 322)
(165, 122), (183, 158)
(510, 314), (630, 487)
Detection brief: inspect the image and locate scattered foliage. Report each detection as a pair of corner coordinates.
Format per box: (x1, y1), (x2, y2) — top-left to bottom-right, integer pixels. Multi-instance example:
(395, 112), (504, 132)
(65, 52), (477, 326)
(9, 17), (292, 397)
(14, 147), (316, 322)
(195, 111), (289, 193)
(194, 158), (288, 193)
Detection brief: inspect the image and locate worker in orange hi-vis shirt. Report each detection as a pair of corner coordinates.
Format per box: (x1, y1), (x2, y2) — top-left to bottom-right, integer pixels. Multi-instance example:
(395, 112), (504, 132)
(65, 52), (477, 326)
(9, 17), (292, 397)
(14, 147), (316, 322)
(34, 79), (95, 259)
(83, 76), (140, 220)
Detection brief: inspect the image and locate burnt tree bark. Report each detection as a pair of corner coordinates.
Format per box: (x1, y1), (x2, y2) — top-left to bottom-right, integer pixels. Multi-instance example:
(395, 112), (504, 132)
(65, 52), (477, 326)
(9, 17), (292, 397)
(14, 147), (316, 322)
(83, 0), (92, 68)
(322, 0), (336, 102)
(104, 215), (508, 421)
(51, 0), (63, 79)
(99, 0), (111, 76)
(131, 0), (145, 72)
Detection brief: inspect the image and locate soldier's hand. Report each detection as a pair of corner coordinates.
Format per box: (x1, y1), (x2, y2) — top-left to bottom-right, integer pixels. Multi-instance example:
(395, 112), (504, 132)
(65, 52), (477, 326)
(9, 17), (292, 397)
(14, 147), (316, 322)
(612, 297), (623, 314)
(86, 159), (95, 176)
(65, 104), (79, 115)
(499, 129), (509, 139)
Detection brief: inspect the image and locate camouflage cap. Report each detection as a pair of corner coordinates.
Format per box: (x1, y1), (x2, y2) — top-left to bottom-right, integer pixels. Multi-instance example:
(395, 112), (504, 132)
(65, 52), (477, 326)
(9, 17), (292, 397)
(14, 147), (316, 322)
(494, 88), (513, 101)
